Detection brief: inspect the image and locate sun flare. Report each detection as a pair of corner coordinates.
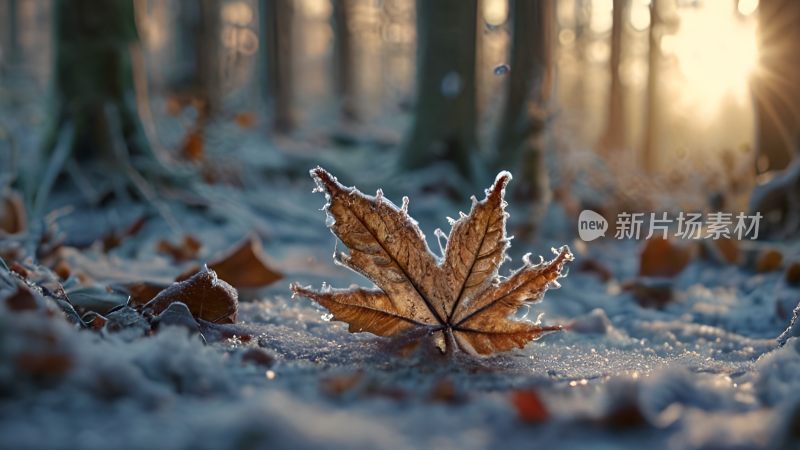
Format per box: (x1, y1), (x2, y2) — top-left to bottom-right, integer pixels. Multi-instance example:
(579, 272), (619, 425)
(661, 2), (759, 118)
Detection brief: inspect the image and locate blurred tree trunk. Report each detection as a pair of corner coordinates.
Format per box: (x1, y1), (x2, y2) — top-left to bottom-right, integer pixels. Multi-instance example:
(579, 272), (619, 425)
(29, 0), (163, 210)
(399, 0), (478, 180)
(753, 0), (800, 173)
(173, 0), (223, 118)
(494, 0), (553, 237)
(260, 0), (295, 133)
(495, 0), (553, 169)
(4, 0), (20, 67)
(641, 0), (660, 172)
(599, 0), (626, 153)
(332, 0), (358, 122)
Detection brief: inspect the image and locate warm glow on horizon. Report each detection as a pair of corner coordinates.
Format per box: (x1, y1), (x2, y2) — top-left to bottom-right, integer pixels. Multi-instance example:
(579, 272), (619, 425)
(661, 1), (759, 119)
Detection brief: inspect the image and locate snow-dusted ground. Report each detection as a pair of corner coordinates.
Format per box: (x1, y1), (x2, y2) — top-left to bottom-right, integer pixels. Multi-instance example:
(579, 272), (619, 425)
(2, 147), (800, 450)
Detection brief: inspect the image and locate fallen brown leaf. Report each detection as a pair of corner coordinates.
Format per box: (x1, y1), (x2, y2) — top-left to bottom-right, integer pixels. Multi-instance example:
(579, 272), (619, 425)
(181, 129), (204, 162)
(756, 248), (783, 273)
(0, 189), (26, 235)
(786, 262), (800, 286)
(638, 238), (693, 278)
(143, 267), (238, 324)
(622, 278), (674, 309)
(291, 167), (572, 355)
(511, 390), (550, 423)
(233, 112), (257, 128)
(178, 234), (282, 290)
(4, 285), (39, 311)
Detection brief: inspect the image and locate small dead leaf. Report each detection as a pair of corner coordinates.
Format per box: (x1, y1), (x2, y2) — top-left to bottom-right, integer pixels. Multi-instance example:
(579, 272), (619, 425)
(143, 267), (238, 324)
(639, 238), (693, 278)
(240, 347), (275, 368)
(322, 372), (364, 397)
(578, 258), (613, 282)
(4, 285), (39, 311)
(15, 352), (73, 377)
(622, 278), (674, 309)
(756, 248), (783, 273)
(511, 390), (550, 423)
(291, 167), (572, 355)
(178, 234), (282, 290)
(429, 378), (465, 404)
(156, 235), (203, 263)
(233, 112), (257, 128)
(786, 262), (800, 286)
(0, 190), (26, 235)
(53, 260), (71, 280)
(181, 129), (204, 162)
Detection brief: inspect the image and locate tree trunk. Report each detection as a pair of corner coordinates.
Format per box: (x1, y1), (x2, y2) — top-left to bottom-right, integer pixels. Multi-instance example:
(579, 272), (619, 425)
(399, 0), (479, 180)
(3, 0), (20, 69)
(641, 0), (660, 172)
(494, 0), (553, 237)
(29, 0), (163, 210)
(599, 0), (626, 153)
(494, 0), (553, 170)
(172, 0), (223, 118)
(332, 0), (358, 122)
(753, 0), (800, 173)
(260, 0), (295, 133)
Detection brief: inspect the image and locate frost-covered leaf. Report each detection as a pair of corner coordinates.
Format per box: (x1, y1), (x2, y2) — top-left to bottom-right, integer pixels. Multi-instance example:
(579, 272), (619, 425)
(291, 167), (573, 355)
(143, 267), (238, 324)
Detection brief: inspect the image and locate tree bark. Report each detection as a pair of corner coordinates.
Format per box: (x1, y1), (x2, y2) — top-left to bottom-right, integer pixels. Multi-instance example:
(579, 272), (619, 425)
(399, 0), (479, 180)
(3, 0), (20, 68)
(172, 0), (223, 118)
(260, 0), (295, 133)
(332, 0), (358, 122)
(599, 0), (626, 153)
(494, 0), (553, 170)
(641, 0), (660, 172)
(495, 0), (553, 237)
(753, 0), (800, 173)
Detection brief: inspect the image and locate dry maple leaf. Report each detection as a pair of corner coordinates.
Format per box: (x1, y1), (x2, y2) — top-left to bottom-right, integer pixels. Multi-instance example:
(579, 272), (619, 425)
(290, 167), (573, 355)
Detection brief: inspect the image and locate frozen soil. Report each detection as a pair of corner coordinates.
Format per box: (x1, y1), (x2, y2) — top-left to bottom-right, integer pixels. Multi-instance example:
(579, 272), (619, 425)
(2, 139), (800, 450)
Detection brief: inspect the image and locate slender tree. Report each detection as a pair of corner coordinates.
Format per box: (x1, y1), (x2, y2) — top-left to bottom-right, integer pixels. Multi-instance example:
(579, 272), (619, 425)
(641, 0), (661, 172)
(494, 0), (554, 236)
(599, 0), (626, 153)
(399, 0), (479, 180)
(332, 0), (358, 122)
(494, 0), (553, 170)
(172, 0), (223, 118)
(259, 0), (295, 133)
(3, 0), (20, 69)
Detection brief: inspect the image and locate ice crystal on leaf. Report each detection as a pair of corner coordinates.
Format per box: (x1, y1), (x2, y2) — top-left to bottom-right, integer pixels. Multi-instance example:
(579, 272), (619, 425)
(290, 167), (573, 355)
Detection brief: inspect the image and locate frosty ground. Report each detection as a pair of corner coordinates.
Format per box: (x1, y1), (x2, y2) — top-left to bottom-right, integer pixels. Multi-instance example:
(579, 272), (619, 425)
(2, 136), (800, 450)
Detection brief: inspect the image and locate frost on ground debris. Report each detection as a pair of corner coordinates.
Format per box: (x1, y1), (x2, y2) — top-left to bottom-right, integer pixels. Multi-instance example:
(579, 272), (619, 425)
(1, 158), (800, 450)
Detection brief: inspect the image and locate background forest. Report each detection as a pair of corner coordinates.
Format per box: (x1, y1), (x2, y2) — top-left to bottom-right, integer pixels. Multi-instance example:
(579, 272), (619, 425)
(1, 1), (800, 449)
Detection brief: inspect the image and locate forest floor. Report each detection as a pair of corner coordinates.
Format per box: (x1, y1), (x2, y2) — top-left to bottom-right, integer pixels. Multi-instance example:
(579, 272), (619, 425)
(2, 87), (800, 449)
